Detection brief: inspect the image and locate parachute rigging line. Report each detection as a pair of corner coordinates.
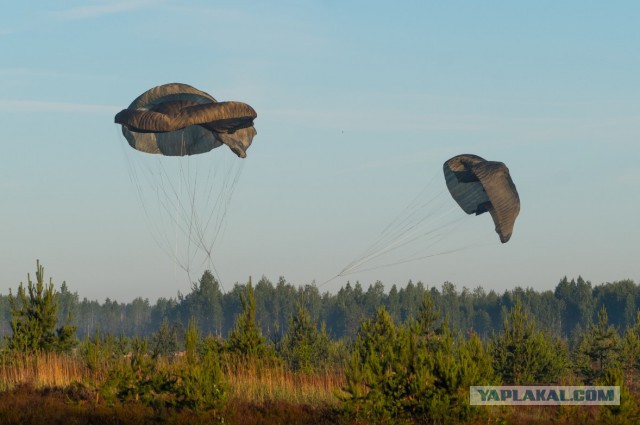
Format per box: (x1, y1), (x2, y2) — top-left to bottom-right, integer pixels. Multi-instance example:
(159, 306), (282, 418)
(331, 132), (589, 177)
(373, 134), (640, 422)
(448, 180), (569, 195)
(120, 133), (242, 293)
(337, 170), (467, 277)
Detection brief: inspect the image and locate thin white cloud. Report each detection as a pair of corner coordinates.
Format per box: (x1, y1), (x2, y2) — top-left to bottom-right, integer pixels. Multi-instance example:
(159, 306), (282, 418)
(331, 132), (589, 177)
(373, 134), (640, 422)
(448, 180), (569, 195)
(52, 0), (159, 20)
(0, 99), (117, 114)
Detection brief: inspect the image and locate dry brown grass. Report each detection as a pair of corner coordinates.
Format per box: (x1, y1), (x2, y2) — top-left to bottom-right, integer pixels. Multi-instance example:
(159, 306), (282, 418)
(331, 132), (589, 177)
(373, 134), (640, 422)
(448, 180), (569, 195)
(224, 361), (344, 406)
(0, 351), (346, 424)
(0, 353), (96, 391)
(0, 351), (344, 407)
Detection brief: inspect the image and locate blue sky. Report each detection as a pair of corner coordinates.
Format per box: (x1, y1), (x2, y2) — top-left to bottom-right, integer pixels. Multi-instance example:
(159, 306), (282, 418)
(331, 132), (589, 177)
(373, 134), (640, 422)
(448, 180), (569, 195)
(1, 1), (639, 302)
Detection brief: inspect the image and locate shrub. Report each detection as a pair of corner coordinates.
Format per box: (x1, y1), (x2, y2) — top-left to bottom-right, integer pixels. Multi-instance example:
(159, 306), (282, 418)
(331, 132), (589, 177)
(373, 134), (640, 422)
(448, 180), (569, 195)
(489, 301), (569, 385)
(340, 296), (495, 423)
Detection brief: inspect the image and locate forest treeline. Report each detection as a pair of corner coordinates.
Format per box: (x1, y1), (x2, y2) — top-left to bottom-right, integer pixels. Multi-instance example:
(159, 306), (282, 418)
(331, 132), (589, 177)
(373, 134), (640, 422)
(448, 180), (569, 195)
(0, 270), (636, 344)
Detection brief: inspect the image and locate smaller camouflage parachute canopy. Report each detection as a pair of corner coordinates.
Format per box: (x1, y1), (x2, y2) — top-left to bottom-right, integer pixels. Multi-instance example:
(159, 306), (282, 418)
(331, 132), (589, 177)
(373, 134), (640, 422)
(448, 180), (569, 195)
(115, 83), (257, 157)
(443, 154), (520, 243)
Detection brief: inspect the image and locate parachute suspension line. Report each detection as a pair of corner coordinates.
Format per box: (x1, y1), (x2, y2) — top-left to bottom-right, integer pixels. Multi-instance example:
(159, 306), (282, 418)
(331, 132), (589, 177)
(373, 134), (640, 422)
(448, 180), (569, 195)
(182, 152), (219, 258)
(178, 151), (244, 295)
(175, 137), (186, 277)
(119, 131), (149, 222)
(186, 155), (205, 254)
(209, 160), (244, 254)
(371, 170), (442, 249)
(338, 174), (444, 275)
(118, 128), (161, 238)
(400, 213), (465, 256)
(147, 151), (240, 286)
(177, 142), (220, 286)
(123, 144), (199, 278)
(200, 158), (244, 294)
(341, 206), (482, 276)
(187, 152), (205, 273)
(191, 158), (243, 262)
(153, 155), (191, 273)
(179, 135), (201, 277)
(338, 169), (455, 276)
(119, 130), (189, 274)
(354, 191), (451, 264)
(369, 188), (450, 255)
(341, 203), (461, 275)
(120, 136), (198, 294)
(315, 274), (341, 292)
(194, 154), (222, 290)
(339, 241), (494, 276)
(145, 147), (228, 290)
(185, 139), (198, 273)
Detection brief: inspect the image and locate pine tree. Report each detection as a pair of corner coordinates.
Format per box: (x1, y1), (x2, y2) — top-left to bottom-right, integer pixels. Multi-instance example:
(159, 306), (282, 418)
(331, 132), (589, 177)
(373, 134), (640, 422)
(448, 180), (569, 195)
(341, 307), (406, 421)
(184, 270), (224, 336)
(621, 310), (640, 387)
(6, 260), (77, 353)
(278, 304), (330, 373)
(416, 292), (440, 340)
(184, 317), (199, 364)
(178, 317), (227, 411)
(575, 305), (622, 383)
(150, 317), (179, 358)
(489, 301), (568, 384)
(226, 281), (267, 359)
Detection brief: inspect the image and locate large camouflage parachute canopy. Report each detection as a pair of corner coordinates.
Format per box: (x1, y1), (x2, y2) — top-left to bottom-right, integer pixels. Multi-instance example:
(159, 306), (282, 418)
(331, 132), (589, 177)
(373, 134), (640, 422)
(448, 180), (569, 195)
(115, 83), (257, 157)
(443, 154), (520, 243)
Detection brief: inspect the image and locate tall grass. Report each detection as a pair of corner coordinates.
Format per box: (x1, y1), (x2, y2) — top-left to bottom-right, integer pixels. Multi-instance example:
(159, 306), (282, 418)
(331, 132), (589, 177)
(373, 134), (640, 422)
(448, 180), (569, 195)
(0, 352), (94, 391)
(0, 351), (344, 407)
(223, 360), (344, 406)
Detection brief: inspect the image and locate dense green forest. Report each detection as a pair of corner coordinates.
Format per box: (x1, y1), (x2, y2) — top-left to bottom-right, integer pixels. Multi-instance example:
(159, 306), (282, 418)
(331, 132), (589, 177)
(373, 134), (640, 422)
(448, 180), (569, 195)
(1, 270), (636, 344)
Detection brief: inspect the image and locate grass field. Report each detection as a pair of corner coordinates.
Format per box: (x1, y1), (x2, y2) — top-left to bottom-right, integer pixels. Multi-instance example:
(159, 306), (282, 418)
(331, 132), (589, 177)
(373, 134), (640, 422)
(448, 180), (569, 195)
(0, 351), (346, 424)
(0, 352), (635, 424)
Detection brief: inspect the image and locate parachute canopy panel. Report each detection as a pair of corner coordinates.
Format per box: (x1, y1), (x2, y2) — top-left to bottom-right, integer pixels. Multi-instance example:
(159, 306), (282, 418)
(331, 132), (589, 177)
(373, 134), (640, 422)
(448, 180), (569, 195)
(115, 83), (257, 157)
(443, 154), (520, 243)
